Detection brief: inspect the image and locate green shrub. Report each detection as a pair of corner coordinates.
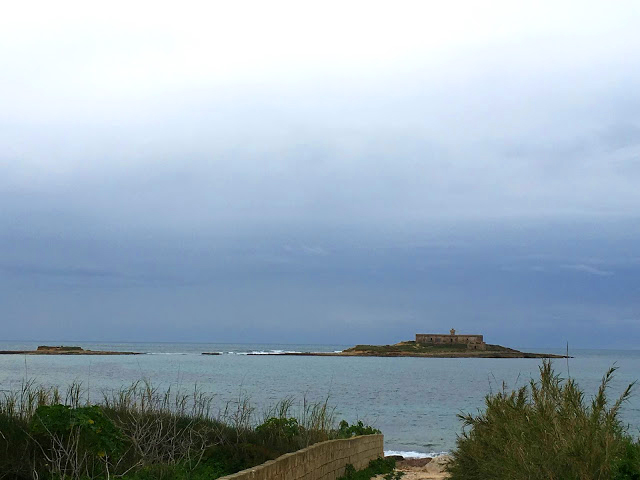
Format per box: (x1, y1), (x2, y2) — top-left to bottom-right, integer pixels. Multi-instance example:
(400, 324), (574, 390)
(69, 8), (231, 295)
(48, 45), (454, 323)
(337, 420), (381, 438)
(446, 360), (638, 480)
(337, 457), (400, 480)
(256, 416), (301, 438)
(0, 412), (32, 479)
(30, 404), (125, 458)
(613, 438), (640, 480)
(204, 442), (279, 473)
(26, 404), (126, 479)
(0, 380), (381, 480)
(121, 458), (232, 480)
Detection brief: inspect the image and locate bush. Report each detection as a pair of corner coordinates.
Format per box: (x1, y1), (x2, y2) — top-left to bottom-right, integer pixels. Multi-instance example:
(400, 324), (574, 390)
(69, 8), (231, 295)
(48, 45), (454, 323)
(338, 457), (400, 480)
(613, 439), (640, 480)
(446, 360), (638, 480)
(0, 411), (32, 479)
(337, 420), (381, 438)
(25, 404), (126, 478)
(121, 458), (231, 480)
(30, 404), (125, 458)
(0, 381), (381, 480)
(256, 416), (301, 439)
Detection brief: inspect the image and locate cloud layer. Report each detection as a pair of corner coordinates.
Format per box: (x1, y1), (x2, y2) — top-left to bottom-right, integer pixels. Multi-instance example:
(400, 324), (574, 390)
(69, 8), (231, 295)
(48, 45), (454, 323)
(1, 0), (639, 347)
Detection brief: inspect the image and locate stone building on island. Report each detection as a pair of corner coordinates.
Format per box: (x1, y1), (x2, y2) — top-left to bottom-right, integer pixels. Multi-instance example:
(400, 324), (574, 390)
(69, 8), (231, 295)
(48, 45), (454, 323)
(415, 328), (486, 350)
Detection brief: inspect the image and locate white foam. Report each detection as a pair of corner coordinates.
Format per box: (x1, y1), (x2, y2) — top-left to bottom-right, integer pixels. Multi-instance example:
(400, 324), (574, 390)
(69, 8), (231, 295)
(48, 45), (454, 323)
(384, 450), (449, 459)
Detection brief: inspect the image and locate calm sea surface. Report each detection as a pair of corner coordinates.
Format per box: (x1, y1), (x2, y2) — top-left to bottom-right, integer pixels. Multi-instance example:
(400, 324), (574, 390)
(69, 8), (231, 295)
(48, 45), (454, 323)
(1, 341), (639, 457)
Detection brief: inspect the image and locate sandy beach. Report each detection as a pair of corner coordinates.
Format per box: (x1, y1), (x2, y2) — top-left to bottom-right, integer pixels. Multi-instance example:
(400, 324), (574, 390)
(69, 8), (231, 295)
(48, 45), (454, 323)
(375, 456), (450, 480)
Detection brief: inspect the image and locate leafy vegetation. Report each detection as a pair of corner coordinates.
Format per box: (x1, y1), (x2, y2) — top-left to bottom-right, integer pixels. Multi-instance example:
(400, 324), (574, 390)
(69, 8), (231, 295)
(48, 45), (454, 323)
(255, 416), (301, 439)
(446, 360), (640, 480)
(337, 420), (381, 438)
(0, 381), (379, 480)
(337, 457), (402, 480)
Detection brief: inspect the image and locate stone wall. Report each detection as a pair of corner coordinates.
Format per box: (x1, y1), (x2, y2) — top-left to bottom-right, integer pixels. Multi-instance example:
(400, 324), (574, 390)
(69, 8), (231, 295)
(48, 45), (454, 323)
(415, 334), (486, 350)
(217, 434), (384, 480)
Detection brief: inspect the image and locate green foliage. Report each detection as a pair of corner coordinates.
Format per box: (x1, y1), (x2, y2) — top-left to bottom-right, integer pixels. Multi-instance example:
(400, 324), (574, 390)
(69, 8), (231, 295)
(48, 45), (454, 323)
(253, 416), (304, 453)
(0, 380), (378, 480)
(30, 404), (125, 458)
(337, 420), (381, 438)
(446, 360), (638, 480)
(121, 458), (232, 480)
(337, 457), (400, 480)
(613, 439), (640, 480)
(0, 411), (32, 479)
(256, 416), (301, 438)
(202, 442), (279, 474)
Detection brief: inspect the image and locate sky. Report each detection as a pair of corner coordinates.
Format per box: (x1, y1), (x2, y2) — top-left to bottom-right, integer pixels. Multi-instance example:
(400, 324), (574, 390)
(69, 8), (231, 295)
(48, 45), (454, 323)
(1, 0), (640, 348)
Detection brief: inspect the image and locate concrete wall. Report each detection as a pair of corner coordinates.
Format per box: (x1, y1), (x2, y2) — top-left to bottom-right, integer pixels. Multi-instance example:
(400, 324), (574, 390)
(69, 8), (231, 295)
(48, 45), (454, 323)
(217, 434), (384, 480)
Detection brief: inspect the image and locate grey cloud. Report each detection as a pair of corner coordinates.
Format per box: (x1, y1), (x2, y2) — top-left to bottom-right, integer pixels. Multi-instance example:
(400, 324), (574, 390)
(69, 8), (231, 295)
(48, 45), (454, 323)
(1, 2), (640, 346)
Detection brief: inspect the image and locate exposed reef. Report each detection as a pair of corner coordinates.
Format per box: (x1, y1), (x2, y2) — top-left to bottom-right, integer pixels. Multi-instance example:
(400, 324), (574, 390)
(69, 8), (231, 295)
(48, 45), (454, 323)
(0, 346), (142, 355)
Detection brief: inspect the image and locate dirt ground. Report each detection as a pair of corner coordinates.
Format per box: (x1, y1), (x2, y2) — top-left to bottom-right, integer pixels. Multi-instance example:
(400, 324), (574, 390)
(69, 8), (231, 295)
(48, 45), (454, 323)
(374, 456), (451, 480)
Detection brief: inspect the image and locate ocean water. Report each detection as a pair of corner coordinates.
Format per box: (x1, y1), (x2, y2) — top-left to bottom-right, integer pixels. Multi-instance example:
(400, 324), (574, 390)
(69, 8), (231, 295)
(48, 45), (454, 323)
(1, 341), (639, 457)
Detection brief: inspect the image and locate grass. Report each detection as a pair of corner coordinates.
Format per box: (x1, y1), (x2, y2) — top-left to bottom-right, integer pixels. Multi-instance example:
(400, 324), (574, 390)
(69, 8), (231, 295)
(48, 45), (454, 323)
(0, 380), (376, 480)
(446, 360), (640, 480)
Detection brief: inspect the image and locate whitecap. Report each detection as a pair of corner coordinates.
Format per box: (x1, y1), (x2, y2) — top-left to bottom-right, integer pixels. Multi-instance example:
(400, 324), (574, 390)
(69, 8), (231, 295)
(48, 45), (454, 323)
(384, 450), (449, 459)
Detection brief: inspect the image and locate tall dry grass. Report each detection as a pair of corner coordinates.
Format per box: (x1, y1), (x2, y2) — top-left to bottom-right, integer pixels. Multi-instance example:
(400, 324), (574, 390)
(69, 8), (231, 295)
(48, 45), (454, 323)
(0, 380), (350, 480)
(446, 360), (640, 480)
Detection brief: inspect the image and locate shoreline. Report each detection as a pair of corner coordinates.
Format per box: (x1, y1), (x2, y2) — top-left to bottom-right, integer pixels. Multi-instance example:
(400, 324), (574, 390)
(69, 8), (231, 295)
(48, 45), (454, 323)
(389, 455), (451, 480)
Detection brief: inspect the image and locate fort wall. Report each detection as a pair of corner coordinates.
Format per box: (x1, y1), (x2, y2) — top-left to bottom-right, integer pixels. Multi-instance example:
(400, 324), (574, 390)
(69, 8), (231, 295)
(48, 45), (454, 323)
(217, 434), (384, 480)
(416, 332), (486, 350)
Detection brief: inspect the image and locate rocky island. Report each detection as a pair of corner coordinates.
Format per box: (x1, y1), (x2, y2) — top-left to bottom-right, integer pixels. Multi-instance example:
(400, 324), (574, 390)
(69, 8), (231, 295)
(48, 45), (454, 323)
(277, 330), (569, 359)
(334, 341), (566, 358)
(0, 345), (142, 355)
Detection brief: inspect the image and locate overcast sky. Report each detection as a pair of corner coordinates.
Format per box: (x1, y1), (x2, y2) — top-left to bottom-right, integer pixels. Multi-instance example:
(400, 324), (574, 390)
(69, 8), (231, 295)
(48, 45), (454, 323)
(1, 0), (639, 348)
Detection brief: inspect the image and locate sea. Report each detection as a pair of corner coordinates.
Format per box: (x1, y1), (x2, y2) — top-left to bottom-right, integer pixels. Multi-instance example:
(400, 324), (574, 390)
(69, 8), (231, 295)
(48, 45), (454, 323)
(1, 341), (639, 458)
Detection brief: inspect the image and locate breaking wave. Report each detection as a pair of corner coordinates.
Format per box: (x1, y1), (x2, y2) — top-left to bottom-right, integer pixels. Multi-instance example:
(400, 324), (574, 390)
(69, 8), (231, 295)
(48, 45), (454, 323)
(384, 450), (449, 458)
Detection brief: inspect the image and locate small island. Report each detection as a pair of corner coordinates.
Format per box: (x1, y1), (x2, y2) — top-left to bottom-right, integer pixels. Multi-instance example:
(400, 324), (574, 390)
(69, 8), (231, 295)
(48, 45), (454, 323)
(0, 345), (142, 355)
(272, 330), (568, 359)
